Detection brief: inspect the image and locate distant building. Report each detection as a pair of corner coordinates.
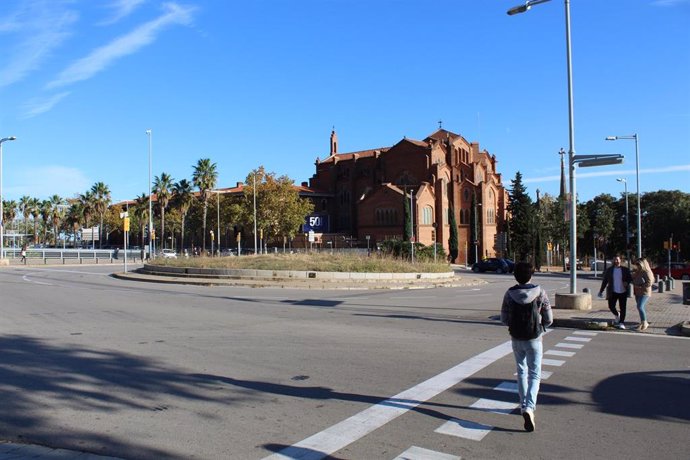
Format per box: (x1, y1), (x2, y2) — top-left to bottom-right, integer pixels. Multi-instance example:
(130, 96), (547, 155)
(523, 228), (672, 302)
(305, 128), (510, 262)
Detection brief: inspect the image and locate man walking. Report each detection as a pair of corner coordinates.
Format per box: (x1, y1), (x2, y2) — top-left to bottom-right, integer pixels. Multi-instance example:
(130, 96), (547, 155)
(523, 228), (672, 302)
(598, 255), (632, 329)
(501, 262), (553, 432)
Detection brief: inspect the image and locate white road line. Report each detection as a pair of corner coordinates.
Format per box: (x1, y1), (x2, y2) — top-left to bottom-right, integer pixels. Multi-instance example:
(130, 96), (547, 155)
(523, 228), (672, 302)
(21, 275), (53, 286)
(573, 331), (598, 336)
(494, 381), (518, 394)
(435, 418), (493, 442)
(262, 341), (514, 460)
(514, 370), (553, 380)
(393, 446), (461, 460)
(470, 398), (518, 415)
(542, 358), (566, 367)
(545, 350), (576, 357)
(555, 342), (584, 349)
(565, 336), (591, 342)
(20, 267), (109, 276)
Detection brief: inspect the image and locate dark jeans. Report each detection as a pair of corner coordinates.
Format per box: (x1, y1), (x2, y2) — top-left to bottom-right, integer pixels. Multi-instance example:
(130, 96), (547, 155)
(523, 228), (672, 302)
(608, 291), (628, 322)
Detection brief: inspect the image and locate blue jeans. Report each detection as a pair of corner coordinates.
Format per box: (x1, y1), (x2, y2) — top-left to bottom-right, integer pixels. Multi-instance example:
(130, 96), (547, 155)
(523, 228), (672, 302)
(512, 337), (543, 413)
(636, 295), (650, 322)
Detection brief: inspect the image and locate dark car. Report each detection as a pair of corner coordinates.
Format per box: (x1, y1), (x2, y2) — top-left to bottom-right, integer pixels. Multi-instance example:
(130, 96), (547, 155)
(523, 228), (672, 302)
(502, 258), (515, 273)
(652, 262), (690, 280)
(472, 257), (510, 274)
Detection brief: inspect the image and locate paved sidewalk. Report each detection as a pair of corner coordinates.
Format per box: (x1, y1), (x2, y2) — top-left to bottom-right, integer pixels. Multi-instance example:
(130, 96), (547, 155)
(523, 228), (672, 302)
(551, 284), (690, 336)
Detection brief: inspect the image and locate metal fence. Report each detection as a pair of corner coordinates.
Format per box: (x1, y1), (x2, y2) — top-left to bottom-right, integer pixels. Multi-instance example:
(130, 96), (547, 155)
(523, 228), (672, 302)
(2, 248), (142, 264)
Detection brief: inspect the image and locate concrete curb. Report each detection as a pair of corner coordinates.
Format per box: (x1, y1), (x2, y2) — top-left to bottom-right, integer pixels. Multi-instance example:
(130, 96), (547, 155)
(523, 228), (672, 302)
(680, 321), (690, 337)
(112, 271), (483, 290)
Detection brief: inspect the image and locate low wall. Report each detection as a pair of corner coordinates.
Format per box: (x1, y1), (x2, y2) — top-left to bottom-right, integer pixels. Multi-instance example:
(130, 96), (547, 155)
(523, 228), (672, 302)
(554, 292), (592, 310)
(142, 264), (455, 281)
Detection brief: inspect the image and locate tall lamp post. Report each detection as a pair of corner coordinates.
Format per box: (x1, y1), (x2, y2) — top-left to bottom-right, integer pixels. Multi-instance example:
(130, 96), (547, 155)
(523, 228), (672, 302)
(616, 178), (630, 267)
(216, 190), (221, 256)
(146, 130), (153, 259)
(606, 134), (641, 259)
(508, 0), (578, 293)
(0, 136), (17, 262)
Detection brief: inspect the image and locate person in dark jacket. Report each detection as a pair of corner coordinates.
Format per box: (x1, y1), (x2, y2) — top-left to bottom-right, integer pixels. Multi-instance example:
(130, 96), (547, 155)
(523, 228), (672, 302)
(501, 262), (553, 432)
(598, 255), (633, 329)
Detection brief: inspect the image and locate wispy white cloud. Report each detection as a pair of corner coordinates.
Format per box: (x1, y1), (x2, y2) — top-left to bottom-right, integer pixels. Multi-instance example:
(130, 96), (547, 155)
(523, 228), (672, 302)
(47, 3), (195, 89)
(20, 92), (72, 119)
(524, 164), (690, 183)
(7, 165), (91, 200)
(650, 0), (690, 6)
(0, 1), (77, 88)
(100, 0), (147, 25)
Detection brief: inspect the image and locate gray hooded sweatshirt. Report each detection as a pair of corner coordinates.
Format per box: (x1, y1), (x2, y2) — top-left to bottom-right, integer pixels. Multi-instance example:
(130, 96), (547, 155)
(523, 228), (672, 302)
(500, 283), (553, 339)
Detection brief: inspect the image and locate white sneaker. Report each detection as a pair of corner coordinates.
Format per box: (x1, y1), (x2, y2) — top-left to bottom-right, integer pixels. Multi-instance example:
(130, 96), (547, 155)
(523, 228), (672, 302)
(523, 409), (535, 432)
(616, 323), (626, 329)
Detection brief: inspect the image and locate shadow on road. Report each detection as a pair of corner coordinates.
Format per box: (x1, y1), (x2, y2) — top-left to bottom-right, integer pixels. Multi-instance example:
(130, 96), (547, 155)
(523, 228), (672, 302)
(0, 334), (236, 459)
(592, 370), (690, 422)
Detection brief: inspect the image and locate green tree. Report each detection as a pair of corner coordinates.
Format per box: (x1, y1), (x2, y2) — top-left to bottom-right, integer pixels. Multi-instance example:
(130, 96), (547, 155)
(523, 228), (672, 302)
(153, 172), (174, 249)
(403, 191), (411, 242)
(28, 197), (40, 245)
(90, 182), (111, 249)
(48, 195), (65, 246)
(65, 200), (84, 248)
(587, 194), (616, 261)
(448, 206), (459, 263)
(132, 193), (150, 250)
(637, 190), (690, 263)
(19, 195), (32, 244)
(192, 158), (218, 253)
(78, 191), (95, 248)
(173, 179), (195, 254)
(507, 172), (534, 260)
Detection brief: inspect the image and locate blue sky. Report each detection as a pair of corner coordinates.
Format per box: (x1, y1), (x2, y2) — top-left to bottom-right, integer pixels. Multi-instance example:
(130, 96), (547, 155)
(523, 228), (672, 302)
(1, 0), (688, 204)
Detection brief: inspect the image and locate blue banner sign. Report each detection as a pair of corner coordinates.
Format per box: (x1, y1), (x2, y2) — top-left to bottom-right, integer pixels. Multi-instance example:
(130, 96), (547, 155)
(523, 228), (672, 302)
(303, 214), (329, 233)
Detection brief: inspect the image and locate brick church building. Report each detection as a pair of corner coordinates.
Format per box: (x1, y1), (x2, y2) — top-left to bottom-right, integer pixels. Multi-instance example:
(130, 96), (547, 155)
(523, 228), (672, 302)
(304, 128), (510, 263)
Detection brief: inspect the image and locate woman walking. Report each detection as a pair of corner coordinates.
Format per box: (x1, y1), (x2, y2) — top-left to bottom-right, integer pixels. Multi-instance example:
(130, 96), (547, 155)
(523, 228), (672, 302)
(633, 258), (654, 331)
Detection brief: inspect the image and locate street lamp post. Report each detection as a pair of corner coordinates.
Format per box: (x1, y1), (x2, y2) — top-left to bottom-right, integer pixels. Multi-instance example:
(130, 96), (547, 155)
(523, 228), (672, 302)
(606, 134), (641, 259)
(253, 173), (257, 255)
(146, 130), (153, 259)
(508, 0), (578, 293)
(0, 136), (17, 262)
(616, 178), (630, 267)
(216, 190), (221, 256)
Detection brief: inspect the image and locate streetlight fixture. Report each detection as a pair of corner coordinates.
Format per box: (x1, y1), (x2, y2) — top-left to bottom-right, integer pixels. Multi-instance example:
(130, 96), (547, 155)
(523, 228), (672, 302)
(616, 178), (630, 267)
(606, 134), (641, 259)
(1, 136), (17, 262)
(146, 129), (153, 259)
(508, 0), (579, 293)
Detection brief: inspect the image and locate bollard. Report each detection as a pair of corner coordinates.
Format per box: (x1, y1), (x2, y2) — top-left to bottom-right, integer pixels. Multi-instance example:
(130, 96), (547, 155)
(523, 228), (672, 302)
(658, 280), (665, 293)
(669, 278), (675, 290)
(655, 274), (660, 283)
(683, 281), (690, 305)
(583, 288), (590, 294)
(665, 278), (671, 291)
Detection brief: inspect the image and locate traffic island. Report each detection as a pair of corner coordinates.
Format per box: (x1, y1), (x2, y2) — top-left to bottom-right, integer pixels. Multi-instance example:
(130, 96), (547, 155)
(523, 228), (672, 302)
(554, 292), (592, 310)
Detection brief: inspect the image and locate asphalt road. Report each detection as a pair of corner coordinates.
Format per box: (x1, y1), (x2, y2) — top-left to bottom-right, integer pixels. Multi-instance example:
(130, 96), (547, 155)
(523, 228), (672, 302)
(1, 265), (688, 459)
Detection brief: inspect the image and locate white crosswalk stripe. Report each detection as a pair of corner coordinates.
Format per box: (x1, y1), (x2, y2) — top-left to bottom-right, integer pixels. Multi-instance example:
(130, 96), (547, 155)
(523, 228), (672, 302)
(542, 358), (566, 366)
(435, 418), (493, 441)
(573, 331), (598, 336)
(565, 336), (592, 342)
(470, 398), (519, 415)
(555, 342), (584, 349)
(545, 349), (576, 357)
(393, 446), (461, 460)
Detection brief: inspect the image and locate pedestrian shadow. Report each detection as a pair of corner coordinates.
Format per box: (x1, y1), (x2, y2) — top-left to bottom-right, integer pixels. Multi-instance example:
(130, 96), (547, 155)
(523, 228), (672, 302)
(456, 377), (590, 408)
(261, 443), (347, 459)
(352, 313), (501, 327)
(592, 370), (690, 422)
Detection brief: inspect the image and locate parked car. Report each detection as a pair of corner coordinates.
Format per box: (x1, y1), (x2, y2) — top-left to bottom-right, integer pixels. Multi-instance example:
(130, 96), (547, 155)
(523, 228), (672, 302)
(566, 259), (583, 270)
(652, 262), (690, 280)
(590, 260), (611, 272)
(160, 249), (178, 259)
(502, 258), (515, 273)
(472, 258), (510, 274)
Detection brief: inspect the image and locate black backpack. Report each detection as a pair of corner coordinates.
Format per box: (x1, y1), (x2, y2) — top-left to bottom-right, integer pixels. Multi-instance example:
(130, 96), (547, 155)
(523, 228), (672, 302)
(509, 297), (543, 340)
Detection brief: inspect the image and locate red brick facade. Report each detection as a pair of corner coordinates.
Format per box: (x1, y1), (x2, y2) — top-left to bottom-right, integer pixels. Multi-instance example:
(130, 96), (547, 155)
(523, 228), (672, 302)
(306, 128), (510, 262)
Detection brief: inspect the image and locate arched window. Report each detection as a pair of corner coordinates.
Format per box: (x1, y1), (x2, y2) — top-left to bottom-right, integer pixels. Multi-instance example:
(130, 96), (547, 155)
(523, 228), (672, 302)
(422, 206), (433, 225)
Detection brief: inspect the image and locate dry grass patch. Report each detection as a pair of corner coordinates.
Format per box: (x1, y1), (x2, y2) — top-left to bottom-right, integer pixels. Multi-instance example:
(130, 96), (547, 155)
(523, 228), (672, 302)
(153, 253), (451, 273)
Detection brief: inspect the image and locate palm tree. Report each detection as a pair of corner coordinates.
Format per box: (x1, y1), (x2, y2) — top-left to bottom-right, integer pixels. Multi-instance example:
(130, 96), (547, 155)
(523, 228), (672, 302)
(192, 158), (218, 253)
(2, 200), (18, 233)
(133, 193), (150, 251)
(27, 197), (40, 244)
(153, 173), (174, 250)
(65, 201), (84, 248)
(79, 191), (95, 248)
(19, 195), (31, 245)
(91, 182), (111, 248)
(48, 195), (64, 246)
(173, 179), (195, 254)
(39, 200), (52, 245)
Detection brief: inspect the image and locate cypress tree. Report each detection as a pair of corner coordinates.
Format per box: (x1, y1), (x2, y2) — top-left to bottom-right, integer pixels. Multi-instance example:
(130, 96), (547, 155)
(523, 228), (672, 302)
(448, 206), (459, 263)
